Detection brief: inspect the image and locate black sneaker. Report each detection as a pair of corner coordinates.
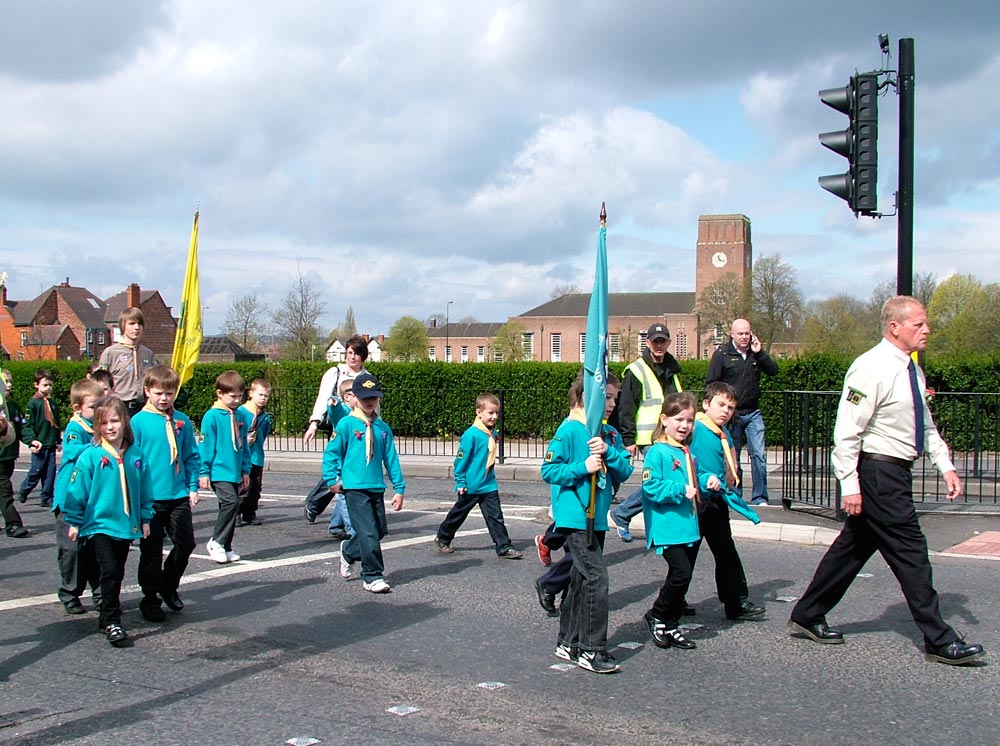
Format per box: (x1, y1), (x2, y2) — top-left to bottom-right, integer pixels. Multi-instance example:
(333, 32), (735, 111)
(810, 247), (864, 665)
(15, 492), (27, 504)
(5, 524), (29, 538)
(554, 643), (577, 662)
(577, 650), (620, 674)
(235, 517), (250, 527)
(434, 538), (454, 554)
(106, 624), (128, 647)
(64, 599), (86, 615)
(535, 578), (558, 617)
(160, 589), (184, 612)
(497, 547), (523, 559)
(304, 504), (317, 524)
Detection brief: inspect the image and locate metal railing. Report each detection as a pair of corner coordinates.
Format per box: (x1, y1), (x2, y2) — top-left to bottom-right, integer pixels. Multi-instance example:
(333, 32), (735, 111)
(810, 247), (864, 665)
(781, 391), (1000, 513)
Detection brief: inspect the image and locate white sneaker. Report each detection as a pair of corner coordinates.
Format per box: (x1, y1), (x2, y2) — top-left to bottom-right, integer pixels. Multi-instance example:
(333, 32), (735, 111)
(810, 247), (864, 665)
(206, 539), (229, 564)
(362, 578), (391, 593)
(339, 540), (355, 579)
(225, 550), (241, 563)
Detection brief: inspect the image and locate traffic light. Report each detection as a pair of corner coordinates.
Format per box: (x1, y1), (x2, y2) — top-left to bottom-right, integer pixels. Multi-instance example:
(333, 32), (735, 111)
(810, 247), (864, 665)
(818, 73), (878, 215)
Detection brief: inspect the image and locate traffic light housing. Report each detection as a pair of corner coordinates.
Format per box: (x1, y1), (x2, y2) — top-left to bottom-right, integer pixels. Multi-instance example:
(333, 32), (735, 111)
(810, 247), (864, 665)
(819, 73), (878, 215)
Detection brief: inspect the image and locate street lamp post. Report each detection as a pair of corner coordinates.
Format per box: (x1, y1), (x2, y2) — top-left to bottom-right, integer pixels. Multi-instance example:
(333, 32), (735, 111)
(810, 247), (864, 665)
(445, 300), (453, 362)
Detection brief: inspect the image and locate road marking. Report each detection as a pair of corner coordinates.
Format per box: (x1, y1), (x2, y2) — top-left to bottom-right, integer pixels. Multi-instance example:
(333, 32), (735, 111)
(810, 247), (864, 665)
(0, 528), (492, 613)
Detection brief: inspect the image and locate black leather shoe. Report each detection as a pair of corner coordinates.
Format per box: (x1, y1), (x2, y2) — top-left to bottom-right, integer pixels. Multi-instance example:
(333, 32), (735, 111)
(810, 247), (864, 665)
(727, 600), (766, 621)
(681, 602), (696, 617)
(160, 589), (184, 612)
(5, 524), (29, 538)
(535, 578), (558, 617)
(924, 640), (986, 666)
(787, 619), (844, 644)
(140, 603), (167, 623)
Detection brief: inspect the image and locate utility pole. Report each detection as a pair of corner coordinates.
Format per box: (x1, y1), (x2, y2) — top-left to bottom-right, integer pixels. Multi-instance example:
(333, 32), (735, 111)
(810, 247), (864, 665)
(897, 38), (915, 297)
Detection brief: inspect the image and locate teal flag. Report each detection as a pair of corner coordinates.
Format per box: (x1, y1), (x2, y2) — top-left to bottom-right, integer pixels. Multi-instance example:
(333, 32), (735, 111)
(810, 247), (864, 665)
(583, 224), (608, 438)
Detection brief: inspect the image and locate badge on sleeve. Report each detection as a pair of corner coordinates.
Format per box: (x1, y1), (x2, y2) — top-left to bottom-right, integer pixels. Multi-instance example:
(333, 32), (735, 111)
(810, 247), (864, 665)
(845, 387), (867, 405)
(456, 449), (465, 460)
(642, 468), (651, 481)
(544, 450), (554, 463)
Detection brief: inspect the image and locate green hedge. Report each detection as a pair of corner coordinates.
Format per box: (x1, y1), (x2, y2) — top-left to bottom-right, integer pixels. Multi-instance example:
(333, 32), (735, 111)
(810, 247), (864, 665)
(3, 354), (998, 445)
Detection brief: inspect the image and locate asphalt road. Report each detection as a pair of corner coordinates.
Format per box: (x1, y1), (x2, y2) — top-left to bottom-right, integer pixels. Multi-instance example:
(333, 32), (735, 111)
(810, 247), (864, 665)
(1, 470), (998, 746)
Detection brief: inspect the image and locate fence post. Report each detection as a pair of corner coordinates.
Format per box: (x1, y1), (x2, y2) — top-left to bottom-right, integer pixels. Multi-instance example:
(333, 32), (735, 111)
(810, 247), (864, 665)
(972, 394), (982, 478)
(496, 388), (506, 465)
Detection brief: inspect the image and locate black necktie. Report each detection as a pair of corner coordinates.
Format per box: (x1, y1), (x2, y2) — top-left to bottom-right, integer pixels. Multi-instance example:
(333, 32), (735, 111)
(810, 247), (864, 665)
(908, 359), (924, 457)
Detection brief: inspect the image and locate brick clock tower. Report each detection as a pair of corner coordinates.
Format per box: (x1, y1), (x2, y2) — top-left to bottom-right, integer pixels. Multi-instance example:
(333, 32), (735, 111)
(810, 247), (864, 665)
(695, 214), (752, 296)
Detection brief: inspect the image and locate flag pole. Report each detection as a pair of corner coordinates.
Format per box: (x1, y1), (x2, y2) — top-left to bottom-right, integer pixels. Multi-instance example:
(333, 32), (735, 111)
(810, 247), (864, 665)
(585, 202), (608, 549)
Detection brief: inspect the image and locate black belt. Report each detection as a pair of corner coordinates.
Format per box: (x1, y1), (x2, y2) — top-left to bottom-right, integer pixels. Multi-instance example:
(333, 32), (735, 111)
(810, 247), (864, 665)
(859, 451), (915, 469)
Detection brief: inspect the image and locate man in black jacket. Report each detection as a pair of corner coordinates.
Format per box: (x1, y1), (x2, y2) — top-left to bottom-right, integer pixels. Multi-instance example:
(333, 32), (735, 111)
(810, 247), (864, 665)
(610, 323), (682, 541)
(706, 319), (778, 505)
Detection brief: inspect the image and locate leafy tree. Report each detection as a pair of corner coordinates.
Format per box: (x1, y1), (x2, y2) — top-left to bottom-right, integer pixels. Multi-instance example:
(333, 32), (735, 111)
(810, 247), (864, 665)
(800, 295), (873, 357)
(493, 321), (527, 362)
(926, 274), (1000, 357)
(751, 254), (803, 349)
(270, 261), (327, 360)
(695, 273), (751, 336)
(382, 316), (429, 361)
(222, 293), (269, 352)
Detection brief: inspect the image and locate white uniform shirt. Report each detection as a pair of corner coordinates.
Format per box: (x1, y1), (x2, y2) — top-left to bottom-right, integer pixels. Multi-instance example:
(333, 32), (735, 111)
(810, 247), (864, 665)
(832, 338), (955, 496)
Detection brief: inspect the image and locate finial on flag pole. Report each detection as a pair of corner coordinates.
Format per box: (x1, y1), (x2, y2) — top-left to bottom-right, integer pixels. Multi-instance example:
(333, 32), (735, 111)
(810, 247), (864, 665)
(600, 201), (607, 226)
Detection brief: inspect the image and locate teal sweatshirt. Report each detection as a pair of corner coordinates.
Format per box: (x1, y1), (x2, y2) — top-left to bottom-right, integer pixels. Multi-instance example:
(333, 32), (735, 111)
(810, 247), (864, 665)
(453, 423), (499, 494)
(62, 443), (154, 540)
(53, 414), (95, 513)
(542, 416), (633, 532)
(239, 403), (273, 468)
(322, 411), (405, 493)
(199, 405), (251, 483)
(641, 441), (708, 551)
(132, 408), (201, 501)
(689, 420), (760, 524)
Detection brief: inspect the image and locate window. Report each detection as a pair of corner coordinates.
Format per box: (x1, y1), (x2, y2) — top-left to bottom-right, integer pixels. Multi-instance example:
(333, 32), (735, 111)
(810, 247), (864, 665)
(87, 330), (93, 343)
(579, 333), (586, 360)
(713, 323), (724, 345)
(675, 332), (688, 359)
(550, 333), (561, 362)
(428, 346), (436, 361)
(20, 331), (27, 345)
(608, 333), (621, 363)
(521, 332), (534, 360)
(476, 345), (485, 362)
(445, 345), (452, 363)
(460, 346), (468, 363)
(493, 349), (504, 362)
(98, 331), (105, 345)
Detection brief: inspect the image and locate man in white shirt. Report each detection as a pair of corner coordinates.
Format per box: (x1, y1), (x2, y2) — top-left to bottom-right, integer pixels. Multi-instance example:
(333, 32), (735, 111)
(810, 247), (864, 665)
(788, 296), (985, 666)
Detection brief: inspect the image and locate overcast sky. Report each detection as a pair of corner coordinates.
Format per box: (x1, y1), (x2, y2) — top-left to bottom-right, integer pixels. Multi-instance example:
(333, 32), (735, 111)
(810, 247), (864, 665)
(2, 1), (998, 337)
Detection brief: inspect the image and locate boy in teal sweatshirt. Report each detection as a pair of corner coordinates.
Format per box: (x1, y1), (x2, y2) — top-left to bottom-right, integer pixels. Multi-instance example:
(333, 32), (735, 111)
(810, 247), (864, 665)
(52, 379), (105, 613)
(18, 368), (62, 507)
(237, 379), (273, 527)
(199, 370), (250, 564)
(322, 373), (404, 593)
(134, 366), (201, 619)
(434, 392), (522, 558)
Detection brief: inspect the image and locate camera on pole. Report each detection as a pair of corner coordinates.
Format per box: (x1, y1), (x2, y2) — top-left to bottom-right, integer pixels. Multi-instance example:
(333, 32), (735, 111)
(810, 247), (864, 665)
(818, 73), (879, 216)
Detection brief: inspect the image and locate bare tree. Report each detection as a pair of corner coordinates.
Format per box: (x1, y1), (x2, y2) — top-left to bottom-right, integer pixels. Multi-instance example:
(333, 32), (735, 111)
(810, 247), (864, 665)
(550, 283), (581, 299)
(223, 293), (270, 352)
(329, 306), (358, 342)
(695, 273), (751, 335)
(751, 254), (804, 349)
(800, 295), (873, 357)
(270, 261), (327, 360)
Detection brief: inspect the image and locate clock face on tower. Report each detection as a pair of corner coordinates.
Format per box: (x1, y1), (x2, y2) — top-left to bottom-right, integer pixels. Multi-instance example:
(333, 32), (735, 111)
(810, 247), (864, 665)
(711, 251), (728, 268)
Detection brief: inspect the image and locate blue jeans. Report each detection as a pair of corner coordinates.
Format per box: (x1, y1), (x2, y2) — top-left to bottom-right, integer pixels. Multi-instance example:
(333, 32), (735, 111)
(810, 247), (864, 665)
(342, 489), (388, 582)
(558, 531), (610, 654)
(327, 493), (354, 537)
(19, 446), (57, 505)
(729, 409), (768, 501)
(611, 446), (647, 529)
(305, 477), (334, 517)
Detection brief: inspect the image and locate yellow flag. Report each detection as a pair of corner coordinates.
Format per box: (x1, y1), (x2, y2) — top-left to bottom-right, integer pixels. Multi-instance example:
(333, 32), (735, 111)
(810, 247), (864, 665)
(170, 211), (202, 389)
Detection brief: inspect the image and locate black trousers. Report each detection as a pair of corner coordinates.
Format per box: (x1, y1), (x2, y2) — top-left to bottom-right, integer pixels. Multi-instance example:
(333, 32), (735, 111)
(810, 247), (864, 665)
(696, 498), (750, 610)
(436, 489), (513, 554)
(791, 458), (957, 649)
(0, 459), (25, 529)
(138, 498), (195, 605)
(89, 533), (131, 629)
(650, 542), (701, 627)
(239, 464), (264, 521)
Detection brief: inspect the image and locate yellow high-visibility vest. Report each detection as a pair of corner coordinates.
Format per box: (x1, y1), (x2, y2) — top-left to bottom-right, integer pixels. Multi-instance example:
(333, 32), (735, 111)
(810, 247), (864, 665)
(625, 358), (682, 446)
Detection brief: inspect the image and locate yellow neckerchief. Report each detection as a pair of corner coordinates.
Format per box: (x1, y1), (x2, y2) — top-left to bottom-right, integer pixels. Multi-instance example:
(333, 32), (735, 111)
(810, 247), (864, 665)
(70, 413), (94, 435)
(99, 440), (130, 517)
(33, 392), (55, 425)
(695, 412), (740, 488)
(351, 406), (375, 464)
(143, 401), (179, 473)
(241, 401), (265, 445)
(211, 401), (242, 450)
(664, 434), (699, 504)
(472, 419), (496, 472)
(119, 337), (140, 375)
(567, 407), (606, 477)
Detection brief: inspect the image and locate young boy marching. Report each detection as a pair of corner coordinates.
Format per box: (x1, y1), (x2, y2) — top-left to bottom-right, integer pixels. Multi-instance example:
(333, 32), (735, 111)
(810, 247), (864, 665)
(17, 369), (62, 508)
(322, 373), (405, 594)
(541, 372), (633, 674)
(199, 371), (250, 564)
(237, 379), (273, 527)
(133, 366), (201, 619)
(434, 393), (522, 559)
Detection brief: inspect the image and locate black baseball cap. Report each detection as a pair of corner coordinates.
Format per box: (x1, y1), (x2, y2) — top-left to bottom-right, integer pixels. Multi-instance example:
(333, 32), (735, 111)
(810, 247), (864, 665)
(646, 324), (670, 341)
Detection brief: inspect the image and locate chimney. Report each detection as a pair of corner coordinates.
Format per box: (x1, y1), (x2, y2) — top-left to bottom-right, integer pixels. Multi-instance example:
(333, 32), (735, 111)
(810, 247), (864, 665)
(1, 284), (6, 306)
(126, 283), (141, 309)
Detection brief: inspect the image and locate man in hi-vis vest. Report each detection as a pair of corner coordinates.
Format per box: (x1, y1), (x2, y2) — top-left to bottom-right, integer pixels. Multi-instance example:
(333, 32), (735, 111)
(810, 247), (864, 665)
(611, 323), (683, 542)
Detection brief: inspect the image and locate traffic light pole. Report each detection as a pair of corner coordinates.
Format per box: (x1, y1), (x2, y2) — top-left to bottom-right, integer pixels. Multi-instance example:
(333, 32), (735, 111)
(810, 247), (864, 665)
(896, 38), (915, 297)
